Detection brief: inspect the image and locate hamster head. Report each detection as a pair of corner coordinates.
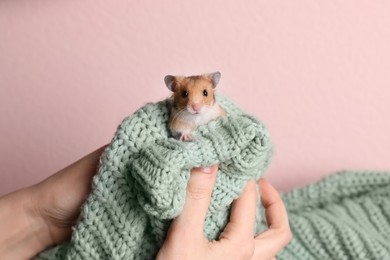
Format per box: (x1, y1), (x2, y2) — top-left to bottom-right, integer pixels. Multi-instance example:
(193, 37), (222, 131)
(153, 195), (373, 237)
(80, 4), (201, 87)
(164, 72), (221, 114)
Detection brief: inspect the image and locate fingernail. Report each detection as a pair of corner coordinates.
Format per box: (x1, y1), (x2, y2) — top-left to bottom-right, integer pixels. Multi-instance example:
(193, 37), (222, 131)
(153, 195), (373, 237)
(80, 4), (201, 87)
(199, 167), (212, 173)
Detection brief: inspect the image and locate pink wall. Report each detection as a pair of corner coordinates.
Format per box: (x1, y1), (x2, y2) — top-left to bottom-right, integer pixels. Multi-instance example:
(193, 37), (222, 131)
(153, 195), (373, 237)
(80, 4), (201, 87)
(1, 0), (390, 196)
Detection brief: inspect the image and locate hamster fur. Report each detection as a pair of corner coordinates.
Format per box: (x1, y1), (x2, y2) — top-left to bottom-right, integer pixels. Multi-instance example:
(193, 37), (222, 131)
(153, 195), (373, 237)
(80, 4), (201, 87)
(164, 72), (225, 141)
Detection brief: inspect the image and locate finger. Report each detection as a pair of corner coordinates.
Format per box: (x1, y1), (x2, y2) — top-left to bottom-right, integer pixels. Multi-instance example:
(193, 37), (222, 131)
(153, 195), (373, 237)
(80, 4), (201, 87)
(220, 180), (258, 242)
(253, 228), (292, 258)
(172, 165), (218, 238)
(259, 179), (290, 230)
(252, 179), (292, 258)
(30, 145), (108, 245)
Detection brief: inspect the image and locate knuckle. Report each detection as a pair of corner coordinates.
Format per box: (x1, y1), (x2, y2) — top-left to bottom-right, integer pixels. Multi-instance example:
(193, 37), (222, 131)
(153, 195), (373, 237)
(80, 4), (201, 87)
(243, 243), (255, 259)
(286, 229), (293, 242)
(281, 228), (293, 244)
(186, 184), (212, 200)
(232, 239), (255, 259)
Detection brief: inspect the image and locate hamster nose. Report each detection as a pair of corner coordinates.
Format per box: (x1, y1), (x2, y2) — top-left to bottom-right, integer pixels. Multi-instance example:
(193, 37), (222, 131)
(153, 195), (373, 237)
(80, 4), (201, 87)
(192, 103), (202, 112)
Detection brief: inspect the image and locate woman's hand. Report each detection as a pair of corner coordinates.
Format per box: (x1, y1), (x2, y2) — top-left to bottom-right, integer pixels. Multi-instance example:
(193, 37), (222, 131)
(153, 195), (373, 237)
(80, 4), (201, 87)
(32, 145), (107, 244)
(157, 166), (292, 260)
(253, 179), (292, 259)
(0, 145), (106, 259)
(0, 146), (291, 260)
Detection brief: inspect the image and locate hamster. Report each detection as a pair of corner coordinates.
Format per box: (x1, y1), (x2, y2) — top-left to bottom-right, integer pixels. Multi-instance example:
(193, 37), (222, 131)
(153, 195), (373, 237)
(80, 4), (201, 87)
(164, 72), (225, 141)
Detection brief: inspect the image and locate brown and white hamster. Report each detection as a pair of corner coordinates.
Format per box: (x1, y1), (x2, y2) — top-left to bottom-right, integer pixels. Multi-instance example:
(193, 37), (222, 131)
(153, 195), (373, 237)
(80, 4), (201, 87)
(164, 72), (225, 141)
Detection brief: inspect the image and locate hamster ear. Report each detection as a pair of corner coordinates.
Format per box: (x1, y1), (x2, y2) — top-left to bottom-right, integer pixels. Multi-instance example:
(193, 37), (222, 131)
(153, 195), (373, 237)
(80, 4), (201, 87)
(208, 71), (221, 88)
(164, 75), (176, 91)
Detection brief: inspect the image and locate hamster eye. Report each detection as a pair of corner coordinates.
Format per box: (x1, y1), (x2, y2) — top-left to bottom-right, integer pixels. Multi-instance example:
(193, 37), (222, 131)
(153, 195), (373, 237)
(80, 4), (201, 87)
(203, 90), (208, 96)
(181, 90), (188, 98)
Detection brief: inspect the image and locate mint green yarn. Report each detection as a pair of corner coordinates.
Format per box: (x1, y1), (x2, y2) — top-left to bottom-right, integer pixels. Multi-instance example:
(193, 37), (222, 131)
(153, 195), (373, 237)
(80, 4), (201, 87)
(37, 95), (273, 259)
(278, 171), (390, 260)
(37, 94), (390, 260)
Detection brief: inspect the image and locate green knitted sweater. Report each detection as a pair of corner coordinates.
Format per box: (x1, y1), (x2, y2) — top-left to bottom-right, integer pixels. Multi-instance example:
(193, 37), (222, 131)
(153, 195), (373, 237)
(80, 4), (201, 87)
(37, 96), (390, 260)
(38, 95), (273, 259)
(279, 171), (390, 259)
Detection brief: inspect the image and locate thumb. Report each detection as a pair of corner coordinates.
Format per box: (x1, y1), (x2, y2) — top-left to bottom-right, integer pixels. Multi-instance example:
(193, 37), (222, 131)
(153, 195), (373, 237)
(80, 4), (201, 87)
(173, 165), (218, 238)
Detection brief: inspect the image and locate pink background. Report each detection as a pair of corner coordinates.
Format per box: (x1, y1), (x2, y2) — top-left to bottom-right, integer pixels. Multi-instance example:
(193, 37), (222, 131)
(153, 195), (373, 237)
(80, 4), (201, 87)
(1, 1), (390, 196)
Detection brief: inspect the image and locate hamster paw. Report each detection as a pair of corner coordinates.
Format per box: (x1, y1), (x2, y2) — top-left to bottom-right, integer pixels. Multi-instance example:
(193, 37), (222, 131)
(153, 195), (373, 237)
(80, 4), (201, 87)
(180, 133), (194, 142)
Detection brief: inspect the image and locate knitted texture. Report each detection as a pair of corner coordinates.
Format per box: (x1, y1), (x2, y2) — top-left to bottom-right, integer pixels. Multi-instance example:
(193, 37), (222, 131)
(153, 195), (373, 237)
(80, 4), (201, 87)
(278, 171), (390, 260)
(37, 95), (273, 259)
